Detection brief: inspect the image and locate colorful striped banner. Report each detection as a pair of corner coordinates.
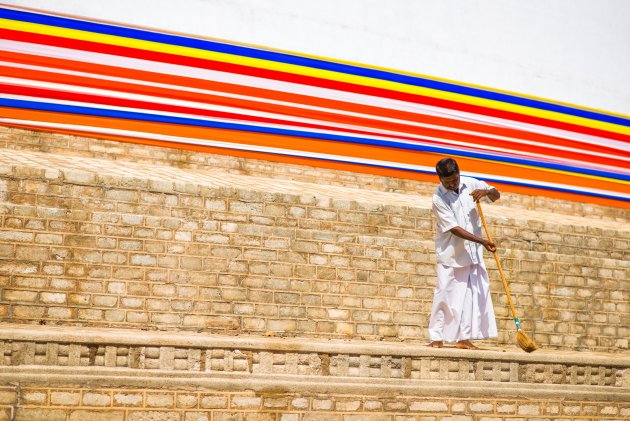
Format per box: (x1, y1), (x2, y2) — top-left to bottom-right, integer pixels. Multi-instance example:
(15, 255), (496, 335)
(1, 5), (628, 207)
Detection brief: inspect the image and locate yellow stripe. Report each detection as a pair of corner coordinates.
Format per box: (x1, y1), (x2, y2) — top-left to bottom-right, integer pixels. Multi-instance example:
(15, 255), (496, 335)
(227, 38), (630, 121)
(3, 18), (630, 136)
(9, 4), (629, 121)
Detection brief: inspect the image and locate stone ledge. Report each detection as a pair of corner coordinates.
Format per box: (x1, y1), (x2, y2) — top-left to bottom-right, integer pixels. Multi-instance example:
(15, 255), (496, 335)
(1, 366), (629, 403)
(0, 148), (627, 231)
(1, 324), (628, 366)
(1, 324), (628, 389)
(4, 127), (629, 223)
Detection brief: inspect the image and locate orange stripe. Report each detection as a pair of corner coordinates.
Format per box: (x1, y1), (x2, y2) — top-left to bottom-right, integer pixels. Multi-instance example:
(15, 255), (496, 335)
(3, 64), (625, 168)
(3, 50), (627, 156)
(2, 107), (627, 197)
(5, 122), (628, 209)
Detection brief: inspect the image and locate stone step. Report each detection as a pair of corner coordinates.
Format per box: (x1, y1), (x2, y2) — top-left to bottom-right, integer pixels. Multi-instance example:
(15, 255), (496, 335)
(1, 325), (628, 420)
(1, 324), (628, 391)
(1, 373), (627, 420)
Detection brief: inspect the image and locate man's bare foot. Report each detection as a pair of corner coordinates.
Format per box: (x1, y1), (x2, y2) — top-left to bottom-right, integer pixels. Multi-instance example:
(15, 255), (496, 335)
(455, 340), (479, 350)
(427, 341), (443, 348)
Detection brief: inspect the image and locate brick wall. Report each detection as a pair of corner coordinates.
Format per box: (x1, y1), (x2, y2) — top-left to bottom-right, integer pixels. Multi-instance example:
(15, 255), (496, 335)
(1, 128), (629, 421)
(0, 145), (628, 352)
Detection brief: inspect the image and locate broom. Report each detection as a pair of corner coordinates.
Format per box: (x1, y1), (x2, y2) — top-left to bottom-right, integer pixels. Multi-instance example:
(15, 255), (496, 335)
(476, 201), (538, 353)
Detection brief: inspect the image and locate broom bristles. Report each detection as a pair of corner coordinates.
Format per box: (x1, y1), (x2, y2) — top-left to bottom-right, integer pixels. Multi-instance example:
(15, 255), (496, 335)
(516, 330), (538, 353)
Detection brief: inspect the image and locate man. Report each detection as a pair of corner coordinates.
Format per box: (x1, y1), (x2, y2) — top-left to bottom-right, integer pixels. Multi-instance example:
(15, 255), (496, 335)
(428, 157), (499, 350)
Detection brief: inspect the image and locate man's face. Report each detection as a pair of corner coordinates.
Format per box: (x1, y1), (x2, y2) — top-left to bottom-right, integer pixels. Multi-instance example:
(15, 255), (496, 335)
(440, 173), (460, 192)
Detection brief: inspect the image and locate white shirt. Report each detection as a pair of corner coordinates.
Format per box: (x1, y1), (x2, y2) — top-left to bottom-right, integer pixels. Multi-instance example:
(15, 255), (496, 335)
(432, 175), (494, 268)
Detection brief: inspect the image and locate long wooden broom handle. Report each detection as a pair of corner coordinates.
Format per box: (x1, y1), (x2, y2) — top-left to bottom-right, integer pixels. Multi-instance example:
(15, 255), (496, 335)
(476, 201), (520, 322)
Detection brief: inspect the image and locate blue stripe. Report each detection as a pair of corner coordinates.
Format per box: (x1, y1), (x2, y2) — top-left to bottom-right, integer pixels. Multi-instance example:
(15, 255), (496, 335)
(184, 145), (628, 202)
(2, 6), (629, 128)
(2, 97), (628, 183)
(326, 161), (630, 202)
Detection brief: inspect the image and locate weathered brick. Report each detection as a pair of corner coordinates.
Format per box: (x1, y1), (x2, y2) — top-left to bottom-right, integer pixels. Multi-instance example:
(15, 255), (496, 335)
(291, 397), (309, 409)
(108, 393), (142, 408)
(230, 396), (262, 409)
(0, 391), (17, 405)
(184, 413), (210, 421)
(22, 390), (47, 404)
(131, 254), (157, 266)
(13, 305), (46, 318)
(308, 398), (334, 412)
(0, 230), (33, 242)
(127, 411), (180, 421)
(410, 401), (449, 412)
(517, 404), (540, 416)
(35, 233), (63, 244)
(303, 415), (341, 421)
(78, 308), (105, 321)
(69, 410), (124, 421)
(146, 393), (174, 408)
(15, 408), (66, 421)
(336, 399), (361, 411)
(82, 392), (111, 407)
(50, 391), (81, 406)
(177, 394), (199, 409)
(4, 289), (38, 302)
(40, 292), (67, 304)
(470, 402), (493, 413)
(200, 395), (228, 409)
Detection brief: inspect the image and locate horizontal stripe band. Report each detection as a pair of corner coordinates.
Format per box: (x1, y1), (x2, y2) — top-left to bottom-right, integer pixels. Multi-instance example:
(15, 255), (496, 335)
(2, 98), (628, 183)
(3, 117), (628, 203)
(2, 7), (629, 127)
(2, 21), (630, 137)
(4, 78), (627, 171)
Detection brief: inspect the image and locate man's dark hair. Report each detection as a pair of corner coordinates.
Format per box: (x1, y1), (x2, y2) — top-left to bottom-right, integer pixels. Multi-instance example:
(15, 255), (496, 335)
(436, 158), (459, 178)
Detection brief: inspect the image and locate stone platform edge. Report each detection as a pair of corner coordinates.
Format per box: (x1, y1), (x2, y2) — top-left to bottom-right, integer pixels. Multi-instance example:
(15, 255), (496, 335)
(2, 323), (629, 394)
(2, 366), (629, 403)
(2, 324), (628, 367)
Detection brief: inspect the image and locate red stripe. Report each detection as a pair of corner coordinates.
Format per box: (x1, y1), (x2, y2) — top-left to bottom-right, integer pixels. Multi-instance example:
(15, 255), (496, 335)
(3, 49), (630, 159)
(4, 82), (627, 170)
(5, 77), (627, 168)
(0, 83), (376, 134)
(2, 27), (629, 142)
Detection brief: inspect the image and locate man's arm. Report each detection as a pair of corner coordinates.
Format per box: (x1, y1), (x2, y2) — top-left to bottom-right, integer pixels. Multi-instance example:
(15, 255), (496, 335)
(450, 226), (496, 252)
(470, 187), (500, 203)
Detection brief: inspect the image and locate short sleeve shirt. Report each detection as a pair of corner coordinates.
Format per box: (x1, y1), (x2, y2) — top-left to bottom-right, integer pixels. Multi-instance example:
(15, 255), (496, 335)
(432, 175), (493, 268)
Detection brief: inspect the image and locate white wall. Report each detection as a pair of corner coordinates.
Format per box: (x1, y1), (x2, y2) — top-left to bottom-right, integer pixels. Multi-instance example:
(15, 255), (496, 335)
(5, 0), (630, 114)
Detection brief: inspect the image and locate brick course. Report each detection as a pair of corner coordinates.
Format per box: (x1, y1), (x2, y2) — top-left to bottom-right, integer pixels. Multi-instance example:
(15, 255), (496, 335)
(0, 386), (627, 420)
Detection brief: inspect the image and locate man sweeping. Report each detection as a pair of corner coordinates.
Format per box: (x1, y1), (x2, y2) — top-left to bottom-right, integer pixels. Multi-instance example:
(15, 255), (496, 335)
(427, 157), (499, 350)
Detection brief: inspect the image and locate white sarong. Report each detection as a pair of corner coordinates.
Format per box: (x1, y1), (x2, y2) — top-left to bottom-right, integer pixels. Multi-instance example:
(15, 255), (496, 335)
(428, 263), (497, 342)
